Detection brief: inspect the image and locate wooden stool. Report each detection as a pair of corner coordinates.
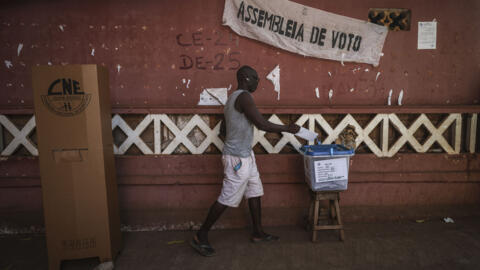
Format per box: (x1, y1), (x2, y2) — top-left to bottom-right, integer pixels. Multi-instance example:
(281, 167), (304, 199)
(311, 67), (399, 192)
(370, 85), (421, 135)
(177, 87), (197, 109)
(307, 190), (344, 242)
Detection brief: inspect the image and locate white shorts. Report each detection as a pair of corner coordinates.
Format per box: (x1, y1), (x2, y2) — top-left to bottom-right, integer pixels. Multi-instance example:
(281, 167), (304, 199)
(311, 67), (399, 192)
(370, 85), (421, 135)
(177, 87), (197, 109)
(217, 151), (264, 207)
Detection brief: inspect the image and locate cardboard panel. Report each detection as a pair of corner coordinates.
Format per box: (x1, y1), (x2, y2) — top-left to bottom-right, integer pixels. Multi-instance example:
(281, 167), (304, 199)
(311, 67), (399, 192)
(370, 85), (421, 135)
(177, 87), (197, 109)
(32, 65), (121, 269)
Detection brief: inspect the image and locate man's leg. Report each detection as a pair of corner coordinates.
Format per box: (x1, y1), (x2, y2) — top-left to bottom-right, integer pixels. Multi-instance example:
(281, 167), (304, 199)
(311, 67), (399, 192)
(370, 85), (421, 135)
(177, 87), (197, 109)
(248, 196), (264, 237)
(197, 200), (228, 244)
(248, 196), (278, 241)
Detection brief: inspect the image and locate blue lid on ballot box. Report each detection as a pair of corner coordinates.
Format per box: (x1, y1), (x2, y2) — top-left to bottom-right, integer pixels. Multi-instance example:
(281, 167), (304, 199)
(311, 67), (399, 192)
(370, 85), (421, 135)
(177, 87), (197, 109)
(300, 144), (354, 156)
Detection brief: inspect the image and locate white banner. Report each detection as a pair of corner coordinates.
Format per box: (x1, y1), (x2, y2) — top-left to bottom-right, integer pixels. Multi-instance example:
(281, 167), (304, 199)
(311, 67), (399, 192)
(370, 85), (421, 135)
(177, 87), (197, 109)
(223, 0), (388, 66)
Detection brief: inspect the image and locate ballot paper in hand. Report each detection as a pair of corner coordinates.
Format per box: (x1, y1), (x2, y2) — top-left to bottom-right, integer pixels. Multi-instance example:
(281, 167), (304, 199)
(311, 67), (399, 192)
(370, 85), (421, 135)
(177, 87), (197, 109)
(295, 127), (318, 141)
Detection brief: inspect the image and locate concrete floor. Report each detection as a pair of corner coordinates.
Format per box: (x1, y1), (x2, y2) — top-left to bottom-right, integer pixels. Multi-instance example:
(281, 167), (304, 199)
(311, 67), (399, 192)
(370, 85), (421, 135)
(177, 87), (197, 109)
(1, 217), (480, 270)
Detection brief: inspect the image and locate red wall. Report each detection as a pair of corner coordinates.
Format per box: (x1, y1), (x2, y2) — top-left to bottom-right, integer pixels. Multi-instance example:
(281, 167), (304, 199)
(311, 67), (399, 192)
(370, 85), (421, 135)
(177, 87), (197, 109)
(1, 0), (479, 109)
(1, 154), (479, 228)
(1, 0), (479, 228)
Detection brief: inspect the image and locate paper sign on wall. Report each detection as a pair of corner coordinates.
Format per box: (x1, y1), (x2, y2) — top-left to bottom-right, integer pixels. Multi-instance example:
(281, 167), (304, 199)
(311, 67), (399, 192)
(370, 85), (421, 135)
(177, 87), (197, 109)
(198, 88), (229, 106)
(313, 158), (348, 183)
(418, 21), (437, 50)
(223, 0), (388, 66)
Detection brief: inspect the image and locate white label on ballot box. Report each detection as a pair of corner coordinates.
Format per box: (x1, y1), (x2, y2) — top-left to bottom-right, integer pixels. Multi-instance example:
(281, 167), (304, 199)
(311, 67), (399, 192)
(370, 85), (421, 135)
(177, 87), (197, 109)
(313, 158), (348, 183)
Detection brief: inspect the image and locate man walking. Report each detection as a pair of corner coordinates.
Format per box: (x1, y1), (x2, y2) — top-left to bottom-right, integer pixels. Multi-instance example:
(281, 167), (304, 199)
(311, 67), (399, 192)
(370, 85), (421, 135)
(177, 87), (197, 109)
(190, 65), (300, 256)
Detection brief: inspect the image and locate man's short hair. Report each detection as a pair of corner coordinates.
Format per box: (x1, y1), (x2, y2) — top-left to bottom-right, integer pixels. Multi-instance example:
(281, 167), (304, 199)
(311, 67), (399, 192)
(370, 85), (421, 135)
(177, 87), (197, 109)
(237, 65), (256, 82)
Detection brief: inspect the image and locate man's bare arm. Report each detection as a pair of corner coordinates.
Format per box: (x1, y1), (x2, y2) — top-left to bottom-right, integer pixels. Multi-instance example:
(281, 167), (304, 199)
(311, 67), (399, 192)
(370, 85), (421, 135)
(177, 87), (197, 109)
(235, 92), (299, 133)
(220, 115), (226, 138)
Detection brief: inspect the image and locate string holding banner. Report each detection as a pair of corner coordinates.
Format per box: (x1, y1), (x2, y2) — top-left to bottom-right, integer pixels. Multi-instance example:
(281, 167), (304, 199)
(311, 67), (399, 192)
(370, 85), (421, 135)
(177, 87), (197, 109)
(222, 0), (388, 66)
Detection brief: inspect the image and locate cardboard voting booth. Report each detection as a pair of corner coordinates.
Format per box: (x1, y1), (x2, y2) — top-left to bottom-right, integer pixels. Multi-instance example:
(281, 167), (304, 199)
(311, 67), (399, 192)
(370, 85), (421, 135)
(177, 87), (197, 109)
(32, 65), (121, 269)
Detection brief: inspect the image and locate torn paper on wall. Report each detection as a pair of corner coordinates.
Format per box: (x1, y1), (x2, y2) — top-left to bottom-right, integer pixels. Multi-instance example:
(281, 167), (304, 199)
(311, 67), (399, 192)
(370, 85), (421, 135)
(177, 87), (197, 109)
(182, 78), (191, 88)
(388, 89), (393, 105)
(266, 65), (280, 100)
(17, 44), (23, 56)
(4, 60), (13, 69)
(398, 89), (404, 106)
(198, 88), (229, 106)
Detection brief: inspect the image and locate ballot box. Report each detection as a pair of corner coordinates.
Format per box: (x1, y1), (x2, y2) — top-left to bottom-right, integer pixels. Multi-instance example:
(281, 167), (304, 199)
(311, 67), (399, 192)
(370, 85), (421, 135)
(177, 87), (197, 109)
(300, 144), (354, 191)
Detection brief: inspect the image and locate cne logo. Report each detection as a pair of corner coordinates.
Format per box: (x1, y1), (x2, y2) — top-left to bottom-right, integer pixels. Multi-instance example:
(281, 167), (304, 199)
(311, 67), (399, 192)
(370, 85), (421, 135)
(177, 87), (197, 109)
(41, 78), (91, 116)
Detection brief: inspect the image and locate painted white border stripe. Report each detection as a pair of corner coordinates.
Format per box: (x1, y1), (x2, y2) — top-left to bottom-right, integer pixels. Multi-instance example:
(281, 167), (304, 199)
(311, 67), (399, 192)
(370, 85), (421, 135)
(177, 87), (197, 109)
(0, 113), (474, 157)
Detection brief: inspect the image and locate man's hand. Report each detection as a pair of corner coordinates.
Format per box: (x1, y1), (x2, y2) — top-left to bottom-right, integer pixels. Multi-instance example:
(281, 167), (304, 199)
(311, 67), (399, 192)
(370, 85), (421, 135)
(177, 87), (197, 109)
(287, 124), (300, 134)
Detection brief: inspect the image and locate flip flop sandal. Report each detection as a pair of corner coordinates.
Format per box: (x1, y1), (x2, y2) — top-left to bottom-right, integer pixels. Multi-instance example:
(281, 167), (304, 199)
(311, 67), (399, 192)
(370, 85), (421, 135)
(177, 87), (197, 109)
(190, 236), (216, 257)
(251, 234), (280, 243)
